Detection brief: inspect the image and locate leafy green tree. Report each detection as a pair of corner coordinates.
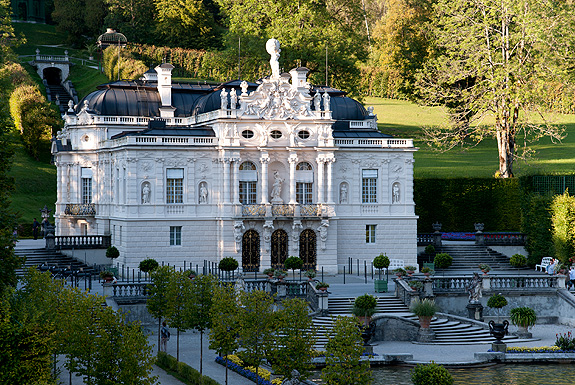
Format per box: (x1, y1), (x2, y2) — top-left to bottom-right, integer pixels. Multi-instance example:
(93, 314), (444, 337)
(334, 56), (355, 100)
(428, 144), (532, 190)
(215, 0), (369, 95)
(209, 283), (240, 385)
(417, 0), (573, 178)
(267, 298), (316, 380)
(147, 265), (174, 353)
(155, 0), (220, 50)
(551, 191), (575, 264)
(104, 0), (157, 44)
(237, 289), (276, 384)
(0, 0), (24, 62)
(521, 193), (553, 266)
(187, 274), (217, 374)
(52, 0), (87, 45)
(321, 316), (372, 385)
(165, 269), (193, 361)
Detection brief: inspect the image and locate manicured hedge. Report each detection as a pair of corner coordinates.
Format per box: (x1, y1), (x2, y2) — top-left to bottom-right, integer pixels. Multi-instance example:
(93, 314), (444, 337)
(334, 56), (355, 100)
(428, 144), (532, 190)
(156, 352), (220, 385)
(414, 178), (521, 232)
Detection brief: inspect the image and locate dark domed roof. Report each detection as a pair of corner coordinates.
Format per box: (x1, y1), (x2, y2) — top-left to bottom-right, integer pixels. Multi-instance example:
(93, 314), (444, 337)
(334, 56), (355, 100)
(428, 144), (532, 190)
(329, 96), (369, 121)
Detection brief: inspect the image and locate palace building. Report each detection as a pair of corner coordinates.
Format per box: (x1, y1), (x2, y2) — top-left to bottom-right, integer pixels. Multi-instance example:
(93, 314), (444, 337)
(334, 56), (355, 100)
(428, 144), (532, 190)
(52, 39), (418, 274)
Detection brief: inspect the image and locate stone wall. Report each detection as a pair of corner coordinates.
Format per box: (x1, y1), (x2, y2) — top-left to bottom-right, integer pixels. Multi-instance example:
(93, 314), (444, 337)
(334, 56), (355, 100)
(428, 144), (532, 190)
(370, 315), (419, 342)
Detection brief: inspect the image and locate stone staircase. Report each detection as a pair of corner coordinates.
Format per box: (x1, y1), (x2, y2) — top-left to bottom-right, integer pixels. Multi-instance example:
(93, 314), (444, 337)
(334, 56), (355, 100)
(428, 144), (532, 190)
(46, 84), (73, 112)
(15, 248), (100, 277)
(437, 244), (514, 270)
(311, 295), (526, 349)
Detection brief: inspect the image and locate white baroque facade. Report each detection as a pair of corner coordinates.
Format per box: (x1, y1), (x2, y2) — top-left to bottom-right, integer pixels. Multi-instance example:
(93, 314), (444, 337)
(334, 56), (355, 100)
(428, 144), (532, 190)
(52, 39), (418, 274)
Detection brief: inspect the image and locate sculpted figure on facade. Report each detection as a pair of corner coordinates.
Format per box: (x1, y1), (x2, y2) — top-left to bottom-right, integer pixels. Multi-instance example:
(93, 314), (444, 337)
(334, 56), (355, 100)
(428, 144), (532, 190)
(229, 88), (237, 110)
(266, 39), (281, 79)
(340, 184), (348, 204)
(220, 88), (228, 109)
(234, 221), (245, 251)
(313, 91), (322, 112)
(392, 183), (400, 203)
(317, 220), (329, 250)
(141, 182), (151, 204)
(199, 182), (208, 204)
(270, 170), (284, 203)
(322, 91), (331, 112)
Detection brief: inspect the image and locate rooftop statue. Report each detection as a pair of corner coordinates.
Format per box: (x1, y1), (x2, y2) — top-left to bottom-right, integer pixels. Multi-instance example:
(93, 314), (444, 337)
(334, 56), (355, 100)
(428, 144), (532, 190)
(266, 39), (281, 79)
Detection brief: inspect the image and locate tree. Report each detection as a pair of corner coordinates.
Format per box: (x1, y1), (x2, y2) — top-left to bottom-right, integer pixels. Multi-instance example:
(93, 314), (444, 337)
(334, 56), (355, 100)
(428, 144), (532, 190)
(155, 0), (221, 50)
(209, 283), (240, 385)
(417, 0), (573, 178)
(237, 289), (276, 384)
(0, 0), (24, 63)
(147, 265), (173, 353)
(52, 0), (87, 45)
(215, 0), (369, 95)
(104, 0), (158, 44)
(267, 298), (316, 381)
(165, 269), (193, 362)
(187, 274), (217, 374)
(551, 191), (575, 264)
(321, 316), (372, 385)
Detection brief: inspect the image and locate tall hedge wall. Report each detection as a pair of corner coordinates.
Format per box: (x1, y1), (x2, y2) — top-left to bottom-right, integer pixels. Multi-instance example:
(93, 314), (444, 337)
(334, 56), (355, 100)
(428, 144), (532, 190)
(414, 178), (521, 232)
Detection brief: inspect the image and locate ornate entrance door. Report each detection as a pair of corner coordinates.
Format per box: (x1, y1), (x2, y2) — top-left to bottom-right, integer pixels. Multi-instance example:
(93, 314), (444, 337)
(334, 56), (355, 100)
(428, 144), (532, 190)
(299, 229), (317, 270)
(271, 229), (289, 268)
(242, 230), (260, 272)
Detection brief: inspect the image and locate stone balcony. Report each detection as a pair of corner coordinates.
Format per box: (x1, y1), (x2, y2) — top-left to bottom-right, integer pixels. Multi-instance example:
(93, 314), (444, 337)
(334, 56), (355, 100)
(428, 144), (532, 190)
(64, 203), (96, 216)
(240, 203), (334, 218)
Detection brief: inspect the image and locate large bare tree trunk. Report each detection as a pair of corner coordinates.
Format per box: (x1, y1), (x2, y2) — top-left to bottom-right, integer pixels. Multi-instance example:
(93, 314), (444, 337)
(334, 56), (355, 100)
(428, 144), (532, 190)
(496, 121), (514, 178)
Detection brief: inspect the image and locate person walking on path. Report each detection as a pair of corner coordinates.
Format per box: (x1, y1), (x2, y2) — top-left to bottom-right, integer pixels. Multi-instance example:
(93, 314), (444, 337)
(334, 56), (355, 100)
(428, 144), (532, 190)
(32, 218), (40, 240)
(160, 321), (170, 352)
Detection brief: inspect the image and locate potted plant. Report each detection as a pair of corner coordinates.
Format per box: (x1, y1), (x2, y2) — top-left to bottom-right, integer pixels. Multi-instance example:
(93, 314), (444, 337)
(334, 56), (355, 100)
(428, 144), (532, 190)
(219, 257), (239, 280)
(405, 265), (417, 276)
(139, 258), (159, 273)
(409, 298), (439, 329)
(284, 256), (303, 280)
(352, 294), (377, 325)
(509, 254), (527, 268)
(315, 281), (329, 292)
(421, 266), (433, 277)
(424, 244), (436, 255)
(274, 269), (287, 281)
(510, 306), (536, 338)
(434, 253), (453, 270)
(393, 268), (406, 279)
(304, 269), (316, 281)
(99, 270), (114, 283)
(186, 270), (197, 279)
(263, 268), (275, 278)
(373, 253), (390, 292)
(487, 293), (509, 344)
(478, 263), (491, 275)
(408, 280), (423, 291)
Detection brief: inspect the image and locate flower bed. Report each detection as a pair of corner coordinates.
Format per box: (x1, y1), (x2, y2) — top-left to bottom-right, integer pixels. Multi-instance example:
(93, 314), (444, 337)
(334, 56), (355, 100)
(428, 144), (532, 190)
(492, 346), (575, 353)
(441, 232), (475, 240)
(215, 356), (283, 385)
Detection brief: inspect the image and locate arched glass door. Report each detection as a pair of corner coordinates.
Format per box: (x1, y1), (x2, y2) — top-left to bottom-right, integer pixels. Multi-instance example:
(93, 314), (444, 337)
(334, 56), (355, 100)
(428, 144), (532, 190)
(299, 229), (317, 270)
(271, 229), (289, 268)
(242, 230), (260, 272)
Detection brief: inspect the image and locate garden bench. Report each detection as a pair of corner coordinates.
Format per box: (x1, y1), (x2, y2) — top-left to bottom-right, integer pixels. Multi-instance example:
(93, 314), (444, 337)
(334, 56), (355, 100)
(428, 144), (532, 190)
(535, 257), (552, 272)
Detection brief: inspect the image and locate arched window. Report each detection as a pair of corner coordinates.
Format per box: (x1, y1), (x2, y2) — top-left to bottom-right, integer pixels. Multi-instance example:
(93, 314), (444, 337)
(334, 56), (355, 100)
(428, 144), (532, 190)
(239, 161), (257, 204)
(242, 230), (260, 272)
(296, 162), (313, 204)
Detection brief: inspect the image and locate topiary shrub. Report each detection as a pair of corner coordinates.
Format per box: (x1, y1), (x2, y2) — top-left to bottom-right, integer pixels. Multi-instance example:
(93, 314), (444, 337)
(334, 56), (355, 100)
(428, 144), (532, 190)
(373, 253), (390, 269)
(487, 293), (508, 309)
(424, 244), (436, 255)
(509, 254), (527, 268)
(139, 258), (159, 273)
(352, 294), (377, 317)
(106, 246), (120, 259)
(411, 362), (454, 385)
(284, 256), (303, 270)
(219, 257), (239, 272)
(434, 253), (453, 269)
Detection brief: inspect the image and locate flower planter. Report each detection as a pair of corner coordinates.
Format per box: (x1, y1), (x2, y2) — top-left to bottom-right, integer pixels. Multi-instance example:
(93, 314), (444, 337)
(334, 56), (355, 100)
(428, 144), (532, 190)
(418, 315), (432, 329)
(374, 279), (388, 293)
(489, 320), (509, 343)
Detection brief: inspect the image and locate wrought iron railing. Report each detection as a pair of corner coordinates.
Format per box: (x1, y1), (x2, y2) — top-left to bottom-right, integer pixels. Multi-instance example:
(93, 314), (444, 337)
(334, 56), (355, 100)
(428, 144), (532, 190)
(300, 204), (319, 216)
(55, 235), (111, 249)
(242, 204), (266, 216)
(64, 203), (96, 216)
(271, 204), (294, 216)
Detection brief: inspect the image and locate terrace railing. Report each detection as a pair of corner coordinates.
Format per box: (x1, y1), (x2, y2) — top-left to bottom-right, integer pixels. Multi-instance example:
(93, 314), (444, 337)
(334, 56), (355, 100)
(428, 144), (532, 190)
(431, 275), (564, 295)
(54, 235), (111, 249)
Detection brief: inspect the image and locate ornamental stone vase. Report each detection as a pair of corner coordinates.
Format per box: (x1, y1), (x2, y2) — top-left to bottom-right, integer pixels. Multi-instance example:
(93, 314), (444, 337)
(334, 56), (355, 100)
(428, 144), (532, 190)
(419, 315), (432, 329)
(489, 320), (509, 343)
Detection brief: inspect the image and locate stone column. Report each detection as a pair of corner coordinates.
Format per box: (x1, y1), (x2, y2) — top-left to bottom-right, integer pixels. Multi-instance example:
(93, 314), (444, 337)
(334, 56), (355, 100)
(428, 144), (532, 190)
(260, 154), (269, 204)
(232, 158), (240, 204)
(326, 157), (335, 204)
(289, 153), (298, 204)
(222, 158), (230, 204)
(316, 156), (325, 203)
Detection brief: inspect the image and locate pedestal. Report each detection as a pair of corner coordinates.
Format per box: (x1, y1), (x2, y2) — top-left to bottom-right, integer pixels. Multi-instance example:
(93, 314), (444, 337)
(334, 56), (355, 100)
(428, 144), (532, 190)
(466, 302), (484, 321)
(491, 342), (507, 353)
(417, 328), (435, 343)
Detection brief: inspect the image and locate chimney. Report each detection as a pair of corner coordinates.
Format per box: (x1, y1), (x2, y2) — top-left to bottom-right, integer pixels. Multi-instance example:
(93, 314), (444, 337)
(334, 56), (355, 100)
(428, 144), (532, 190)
(155, 63), (175, 118)
(289, 67), (309, 90)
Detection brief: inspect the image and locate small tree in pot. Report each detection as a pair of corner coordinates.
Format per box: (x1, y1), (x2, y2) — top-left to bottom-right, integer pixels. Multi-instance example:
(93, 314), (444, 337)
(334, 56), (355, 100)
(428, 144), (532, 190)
(139, 258), (159, 274)
(373, 253), (390, 292)
(487, 293), (509, 345)
(284, 256), (303, 280)
(352, 294), (377, 326)
(106, 245), (120, 260)
(219, 257), (239, 281)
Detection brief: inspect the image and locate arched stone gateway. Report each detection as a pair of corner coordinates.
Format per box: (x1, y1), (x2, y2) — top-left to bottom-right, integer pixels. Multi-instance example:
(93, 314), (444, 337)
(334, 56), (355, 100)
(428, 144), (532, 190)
(242, 229), (260, 272)
(43, 67), (62, 85)
(271, 229), (289, 268)
(299, 229), (317, 270)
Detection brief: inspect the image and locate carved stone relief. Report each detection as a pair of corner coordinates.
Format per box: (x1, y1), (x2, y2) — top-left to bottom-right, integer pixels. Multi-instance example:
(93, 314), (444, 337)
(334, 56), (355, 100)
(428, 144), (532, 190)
(317, 219), (329, 251)
(234, 220), (245, 252)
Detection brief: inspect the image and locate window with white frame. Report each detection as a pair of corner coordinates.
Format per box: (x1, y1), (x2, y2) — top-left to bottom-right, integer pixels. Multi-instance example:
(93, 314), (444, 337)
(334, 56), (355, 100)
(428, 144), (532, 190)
(170, 226), (182, 246)
(366, 225), (376, 243)
(81, 167), (93, 204)
(239, 161), (257, 204)
(362, 169), (378, 203)
(166, 168), (184, 204)
(296, 162), (313, 204)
